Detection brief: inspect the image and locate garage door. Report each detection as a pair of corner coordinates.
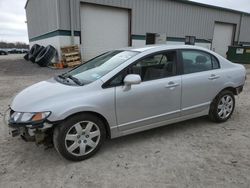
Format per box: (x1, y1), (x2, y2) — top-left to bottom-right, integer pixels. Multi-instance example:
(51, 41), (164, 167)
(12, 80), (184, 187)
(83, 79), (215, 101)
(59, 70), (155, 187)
(81, 4), (129, 61)
(212, 23), (234, 57)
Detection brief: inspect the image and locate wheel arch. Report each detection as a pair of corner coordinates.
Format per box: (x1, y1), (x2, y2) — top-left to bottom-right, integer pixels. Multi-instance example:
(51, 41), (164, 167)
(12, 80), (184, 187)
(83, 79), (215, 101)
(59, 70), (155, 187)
(219, 86), (238, 95)
(61, 111), (111, 139)
(210, 86), (237, 108)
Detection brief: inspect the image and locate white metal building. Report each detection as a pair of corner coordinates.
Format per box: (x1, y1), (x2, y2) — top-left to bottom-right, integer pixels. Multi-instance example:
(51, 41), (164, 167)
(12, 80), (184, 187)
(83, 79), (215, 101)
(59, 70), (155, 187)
(25, 0), (250, 60)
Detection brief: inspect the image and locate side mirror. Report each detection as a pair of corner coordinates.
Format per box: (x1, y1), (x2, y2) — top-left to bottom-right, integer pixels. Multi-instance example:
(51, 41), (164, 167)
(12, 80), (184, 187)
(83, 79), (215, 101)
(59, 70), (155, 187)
(124, 74), (141, 86)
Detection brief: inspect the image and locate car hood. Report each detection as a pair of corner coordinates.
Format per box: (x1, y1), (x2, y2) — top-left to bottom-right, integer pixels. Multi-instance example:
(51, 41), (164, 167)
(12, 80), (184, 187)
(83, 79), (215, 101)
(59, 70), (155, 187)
(11, 78), (83, 112)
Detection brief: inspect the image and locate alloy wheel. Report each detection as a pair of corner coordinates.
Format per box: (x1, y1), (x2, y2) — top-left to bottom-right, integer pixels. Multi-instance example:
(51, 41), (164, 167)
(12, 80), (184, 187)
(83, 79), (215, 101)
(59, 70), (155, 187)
(65, 121), (101, 156)
(217, 95), (234, 119)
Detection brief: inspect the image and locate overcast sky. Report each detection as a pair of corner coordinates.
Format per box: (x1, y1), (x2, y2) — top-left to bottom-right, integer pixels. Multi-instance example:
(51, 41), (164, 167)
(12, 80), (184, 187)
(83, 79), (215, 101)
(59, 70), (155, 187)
(0, 0), (250, 44)
(190, 0), (250, 13)
(0, 0), (27, 43)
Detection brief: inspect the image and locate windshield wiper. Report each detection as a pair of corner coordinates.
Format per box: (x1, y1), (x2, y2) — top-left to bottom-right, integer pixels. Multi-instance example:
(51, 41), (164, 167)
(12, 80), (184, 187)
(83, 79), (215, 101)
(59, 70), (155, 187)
(66, 75), (83, 86)
(57, 74), (84, 86)
(58, 75), (66, 80)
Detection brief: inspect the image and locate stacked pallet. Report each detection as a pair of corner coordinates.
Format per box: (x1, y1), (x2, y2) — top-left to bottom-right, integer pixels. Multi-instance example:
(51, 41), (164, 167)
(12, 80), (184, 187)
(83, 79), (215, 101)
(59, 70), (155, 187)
(61, 45), (82, 67)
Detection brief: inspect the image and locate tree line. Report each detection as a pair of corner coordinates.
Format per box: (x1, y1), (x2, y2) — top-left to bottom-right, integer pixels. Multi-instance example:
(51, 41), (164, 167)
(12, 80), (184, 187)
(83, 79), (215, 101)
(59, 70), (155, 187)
(0, 41), (29, 49)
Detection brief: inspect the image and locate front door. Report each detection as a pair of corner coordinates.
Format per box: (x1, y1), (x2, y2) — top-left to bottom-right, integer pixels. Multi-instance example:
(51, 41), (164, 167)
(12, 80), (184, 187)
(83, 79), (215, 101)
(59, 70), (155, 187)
(115, 51), (182, 131)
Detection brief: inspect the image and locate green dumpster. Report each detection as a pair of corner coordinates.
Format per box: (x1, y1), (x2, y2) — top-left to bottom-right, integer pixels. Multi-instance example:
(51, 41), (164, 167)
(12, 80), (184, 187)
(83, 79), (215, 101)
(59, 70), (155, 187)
(227, 46), (250, 64)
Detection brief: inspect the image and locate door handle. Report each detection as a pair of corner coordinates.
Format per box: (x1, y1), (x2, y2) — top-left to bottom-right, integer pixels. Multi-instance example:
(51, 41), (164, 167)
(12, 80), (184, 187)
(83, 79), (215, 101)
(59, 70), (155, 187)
(208, 74), (220, 80)
(165, 81), (179, 88)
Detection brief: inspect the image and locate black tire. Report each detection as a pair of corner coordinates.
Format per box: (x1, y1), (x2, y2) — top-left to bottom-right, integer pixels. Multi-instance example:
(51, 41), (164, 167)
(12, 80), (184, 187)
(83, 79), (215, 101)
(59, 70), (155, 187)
(29, 46), (45, 63)
(35, 45), (57, 67)
(209, 90), (235, 123)
(28, 44), (40, 60)
(53, 113), (106, 161)
(23, 53), (29, 61)
(26, 44), (40, 61)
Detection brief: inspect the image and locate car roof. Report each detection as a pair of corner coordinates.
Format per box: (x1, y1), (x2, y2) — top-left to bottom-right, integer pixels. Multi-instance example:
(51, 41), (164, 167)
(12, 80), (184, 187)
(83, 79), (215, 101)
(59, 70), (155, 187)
(120, 45), (209, 53)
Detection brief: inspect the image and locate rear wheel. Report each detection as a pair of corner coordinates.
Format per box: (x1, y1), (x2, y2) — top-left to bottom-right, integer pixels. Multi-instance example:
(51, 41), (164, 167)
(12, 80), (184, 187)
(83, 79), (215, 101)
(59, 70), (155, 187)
(53, 113), (106, 161)
(209, 90), (235, 122)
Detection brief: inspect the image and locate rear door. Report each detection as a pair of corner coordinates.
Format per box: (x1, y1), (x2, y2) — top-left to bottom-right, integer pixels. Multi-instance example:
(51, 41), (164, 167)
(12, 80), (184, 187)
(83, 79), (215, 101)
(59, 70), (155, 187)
(180, 49), (222, 116)
(114, 51), (182, 132)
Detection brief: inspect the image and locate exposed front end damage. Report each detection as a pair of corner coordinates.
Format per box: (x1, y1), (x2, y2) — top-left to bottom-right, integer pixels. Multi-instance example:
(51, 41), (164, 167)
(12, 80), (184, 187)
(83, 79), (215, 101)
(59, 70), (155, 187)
(4, 108), (54, 146)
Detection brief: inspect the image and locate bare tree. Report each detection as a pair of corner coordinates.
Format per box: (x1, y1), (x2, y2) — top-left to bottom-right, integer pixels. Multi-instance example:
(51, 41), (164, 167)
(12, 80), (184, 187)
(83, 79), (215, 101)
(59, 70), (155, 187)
(0, 41), (29, 49)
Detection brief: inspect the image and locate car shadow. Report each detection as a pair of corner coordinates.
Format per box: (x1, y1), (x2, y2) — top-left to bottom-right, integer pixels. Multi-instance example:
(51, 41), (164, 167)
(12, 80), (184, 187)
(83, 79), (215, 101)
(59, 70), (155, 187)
(101, 116), (216, 152)
(4, 116), (214, 163)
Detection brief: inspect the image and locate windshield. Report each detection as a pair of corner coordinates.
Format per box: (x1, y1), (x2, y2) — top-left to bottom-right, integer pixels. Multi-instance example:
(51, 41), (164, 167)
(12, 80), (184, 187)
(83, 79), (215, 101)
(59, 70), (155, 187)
(62, 50), (139, 85)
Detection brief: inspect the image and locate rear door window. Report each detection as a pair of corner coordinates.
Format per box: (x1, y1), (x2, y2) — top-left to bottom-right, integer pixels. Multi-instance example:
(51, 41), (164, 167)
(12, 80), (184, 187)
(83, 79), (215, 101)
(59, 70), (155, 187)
(181, 50), (220, 74)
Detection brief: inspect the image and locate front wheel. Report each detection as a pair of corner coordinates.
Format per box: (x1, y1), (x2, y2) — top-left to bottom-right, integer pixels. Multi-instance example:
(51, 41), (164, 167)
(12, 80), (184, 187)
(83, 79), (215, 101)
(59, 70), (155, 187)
(209, 90), (235, 122)
(53, 113), (106, 161)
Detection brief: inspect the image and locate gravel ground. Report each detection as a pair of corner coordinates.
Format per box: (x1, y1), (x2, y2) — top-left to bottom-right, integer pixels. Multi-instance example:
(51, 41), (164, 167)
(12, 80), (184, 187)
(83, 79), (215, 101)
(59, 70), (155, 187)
(0, 54), (25, 61)
(0, 55), (250, 188)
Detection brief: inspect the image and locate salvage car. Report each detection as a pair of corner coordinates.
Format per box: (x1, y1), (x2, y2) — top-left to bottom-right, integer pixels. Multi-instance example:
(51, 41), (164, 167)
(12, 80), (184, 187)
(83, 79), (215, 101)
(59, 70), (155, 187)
(6, 45), (246, 161)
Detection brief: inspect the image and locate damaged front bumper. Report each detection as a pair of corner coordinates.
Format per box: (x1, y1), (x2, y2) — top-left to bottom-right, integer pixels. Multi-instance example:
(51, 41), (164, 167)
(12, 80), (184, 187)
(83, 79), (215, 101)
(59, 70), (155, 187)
(3, 108), (54, 144)
(8, 122), (53, 144)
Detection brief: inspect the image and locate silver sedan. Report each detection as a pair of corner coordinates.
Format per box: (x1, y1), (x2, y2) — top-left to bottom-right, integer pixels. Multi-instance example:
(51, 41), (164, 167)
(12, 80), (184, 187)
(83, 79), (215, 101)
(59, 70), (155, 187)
(8, 45), (246, 161)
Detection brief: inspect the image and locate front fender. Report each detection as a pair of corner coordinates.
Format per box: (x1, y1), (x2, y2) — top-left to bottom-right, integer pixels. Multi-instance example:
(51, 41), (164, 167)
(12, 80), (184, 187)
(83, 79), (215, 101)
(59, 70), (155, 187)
(47, 89), (116, 129)
(49, 105), (114, 125)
